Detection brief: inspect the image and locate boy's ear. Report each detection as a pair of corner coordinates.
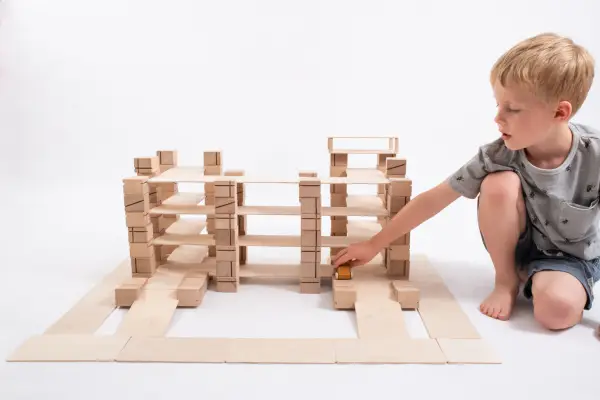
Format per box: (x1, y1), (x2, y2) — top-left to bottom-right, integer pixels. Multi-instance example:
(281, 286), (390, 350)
(554, 100), (572, 121)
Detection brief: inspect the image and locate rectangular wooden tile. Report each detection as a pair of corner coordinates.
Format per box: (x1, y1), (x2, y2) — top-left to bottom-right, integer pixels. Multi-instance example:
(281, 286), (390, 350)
(226, 339), (336, 364)
(334, 338), (446, 364)
(116, 337), (229, 363)
(6, 334), (131, 362)
(116, 290), (178, 336)
(354, 300), (409, 339)
(436, 339), (501, 364)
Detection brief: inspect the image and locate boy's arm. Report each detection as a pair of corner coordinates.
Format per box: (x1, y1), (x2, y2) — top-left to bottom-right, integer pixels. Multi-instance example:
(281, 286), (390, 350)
(368, 180), (462, 251)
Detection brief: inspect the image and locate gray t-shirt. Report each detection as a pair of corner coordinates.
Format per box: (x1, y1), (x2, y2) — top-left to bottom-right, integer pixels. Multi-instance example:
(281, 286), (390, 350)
(447, 122), (600, 261)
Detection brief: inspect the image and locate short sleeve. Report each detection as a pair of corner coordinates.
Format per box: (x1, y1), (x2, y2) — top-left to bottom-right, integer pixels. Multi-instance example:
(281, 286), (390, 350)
(445, 139), (514, 199)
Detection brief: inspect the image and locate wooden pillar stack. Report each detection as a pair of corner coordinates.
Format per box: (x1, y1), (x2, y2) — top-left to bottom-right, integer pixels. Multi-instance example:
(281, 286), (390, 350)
(214, 178), (240, 292)
(224, 169), (246, 265)
(123, 175), (156, 277)
(204, 151), (223, 257)
(155, 150), (179, 262)
(299, 177), (322, 293)
(384, 157), (411, 278)
(329, 153), (347, 258)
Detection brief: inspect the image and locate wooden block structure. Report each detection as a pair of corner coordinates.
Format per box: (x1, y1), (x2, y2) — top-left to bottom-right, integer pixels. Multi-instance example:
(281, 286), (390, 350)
(299, 176), (322, 293)
(204, 151), (223, 258)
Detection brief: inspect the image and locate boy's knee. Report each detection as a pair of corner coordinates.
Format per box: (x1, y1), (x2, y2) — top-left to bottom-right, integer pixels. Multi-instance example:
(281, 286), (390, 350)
(532, 284), (584, 330)
(480, 171), (521, 202)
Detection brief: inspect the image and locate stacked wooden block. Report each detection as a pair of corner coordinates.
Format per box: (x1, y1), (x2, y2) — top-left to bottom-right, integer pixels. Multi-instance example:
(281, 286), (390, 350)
(224, 170), (247, 266)
(214, 179), (240, 292)
(123, 175), (156, 276)
(384, 157), (411, 278)
(329, 153), (347, 258)
(155, 150), (179, 261)
(204, 151), (223, 257)
(299, 177), (322, 293)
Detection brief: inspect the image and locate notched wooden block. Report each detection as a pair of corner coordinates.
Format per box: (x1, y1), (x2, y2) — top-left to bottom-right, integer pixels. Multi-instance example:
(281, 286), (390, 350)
(389, 179), (412, 197)
(157, 150), (178, 165)
(123, 176), (149, 194)
(134, 156), (159, 170)
(215, 198), (237, 214)
(392, 281), (420, 309)
(203, 151), (222, 166)
(128, 224), (154, 243)
(385, 157), (406, 177)
(301, 216), (321, 231)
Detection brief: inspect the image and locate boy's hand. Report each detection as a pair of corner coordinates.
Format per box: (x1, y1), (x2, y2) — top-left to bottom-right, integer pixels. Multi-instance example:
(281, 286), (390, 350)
(331, 240), (379, 268)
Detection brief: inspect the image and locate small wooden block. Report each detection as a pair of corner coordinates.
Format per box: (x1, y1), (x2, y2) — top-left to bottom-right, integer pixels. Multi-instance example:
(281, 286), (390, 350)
(131, 257), (157, 275)
(204, 165), (222, 175)
(123, 176), (149, 194)
(299, 185), (321, 198)
(215, 228), (237, 246)
(386, 157), (406, 177)
(214, 182), (235, 198)
(330, 166), (346, 177)
(215, 198), (237, 214)
(301, 230), (321, 247)
(300, 262), (318, 279)
(389, 245), (410, 261)
(115, 277), (148, 307)
(332, 280), (356, 309)
(216, 261), (236, 277)
(157, 150), (178, 165)
(216, 280), (238, 292)
(392, 281), (420, 309)
(177, 275), (208, 307)
(216, 246), (238, 262)
(129, 242), (155, 258)
(128, 224), (154, 243)
(134, 156), (159, 170)
(125, 212), (151, 228)
(300, 198), (321, 214)
(299, 171), (317, 177)
(203, 151), (221, 166)
(389, 179), (412, 197)
(330, 153), (348, 166)
(300, 249), (321, 263)
(300, 281), (320, 294)
(301, 216), (321, 231)
(436, 339), (501, 364)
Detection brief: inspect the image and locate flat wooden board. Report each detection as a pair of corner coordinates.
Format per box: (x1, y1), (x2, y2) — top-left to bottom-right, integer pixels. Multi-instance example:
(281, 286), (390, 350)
(116, 337), (229, 363)
(436, 339), (501, 364)
(334, 338), (446, 364)
(7, 334), (131, 362)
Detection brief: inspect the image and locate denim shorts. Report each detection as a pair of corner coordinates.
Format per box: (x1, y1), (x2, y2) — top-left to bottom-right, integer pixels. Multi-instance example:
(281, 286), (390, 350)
(478, 197), (600, 310)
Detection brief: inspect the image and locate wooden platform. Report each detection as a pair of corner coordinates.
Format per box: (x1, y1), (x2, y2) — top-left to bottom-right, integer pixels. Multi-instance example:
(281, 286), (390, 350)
(6, 252), (500, 364)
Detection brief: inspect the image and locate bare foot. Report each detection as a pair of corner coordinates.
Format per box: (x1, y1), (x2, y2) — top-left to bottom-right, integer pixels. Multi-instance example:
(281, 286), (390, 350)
(480, 283), (518, 320)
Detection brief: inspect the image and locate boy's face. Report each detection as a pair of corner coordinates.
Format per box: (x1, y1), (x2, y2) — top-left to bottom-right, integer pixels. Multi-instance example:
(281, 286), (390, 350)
(492, 80), (571, 151)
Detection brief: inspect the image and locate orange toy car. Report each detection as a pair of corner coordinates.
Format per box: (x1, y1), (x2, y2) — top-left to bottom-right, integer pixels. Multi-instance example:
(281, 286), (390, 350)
(334, 262), (353, 280)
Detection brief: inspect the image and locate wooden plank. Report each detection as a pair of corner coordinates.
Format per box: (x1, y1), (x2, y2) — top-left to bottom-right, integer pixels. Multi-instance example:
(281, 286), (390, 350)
(153, 233), (215, 246)
(333, 339), (446, 364)
(150, 205), (215, 215)
(7, 334), (131, 362)
(116, 290), (178, 336)
(161, 192), (205, 206)
(226, 339), (336, 364)
(44, 259), (129, 334)
(410, 255), (481, 339)
(436, 339), (501, 364)
(236, 235), (373, 247)
(354, 300), (409, 339)
(116, 337), (229, 363)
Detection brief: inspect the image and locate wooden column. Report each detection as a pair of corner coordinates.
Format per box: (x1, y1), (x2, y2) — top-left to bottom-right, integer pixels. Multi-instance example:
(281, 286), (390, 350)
(299, 176), (322, 293)
(214, 178), (240, 292)
(329, 153), (347, 258)
(224, 170), (246, 265)
(155, 150), (179, 262)
(204, 151), (222, 257)
(384, 157), (411, 278)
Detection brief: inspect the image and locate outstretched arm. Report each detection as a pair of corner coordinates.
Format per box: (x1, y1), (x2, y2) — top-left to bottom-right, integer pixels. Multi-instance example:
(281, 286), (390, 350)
(332, 180), (462, 267)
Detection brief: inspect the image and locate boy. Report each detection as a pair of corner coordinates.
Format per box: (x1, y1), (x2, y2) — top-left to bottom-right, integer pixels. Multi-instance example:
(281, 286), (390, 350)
(332, 32), (599, 332)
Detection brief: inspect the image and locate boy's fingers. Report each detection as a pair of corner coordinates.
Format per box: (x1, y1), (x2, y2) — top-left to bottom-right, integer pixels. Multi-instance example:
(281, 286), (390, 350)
(332, 248), (347, 263)
(333, 253), (351, 267)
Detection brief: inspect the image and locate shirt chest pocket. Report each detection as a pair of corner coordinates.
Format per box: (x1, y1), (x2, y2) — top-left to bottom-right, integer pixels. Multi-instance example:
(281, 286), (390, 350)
(556, 198), (600, 241)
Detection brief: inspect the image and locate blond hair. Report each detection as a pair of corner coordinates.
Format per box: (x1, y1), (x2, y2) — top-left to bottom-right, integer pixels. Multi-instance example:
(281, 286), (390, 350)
(490, 32), (595, 116)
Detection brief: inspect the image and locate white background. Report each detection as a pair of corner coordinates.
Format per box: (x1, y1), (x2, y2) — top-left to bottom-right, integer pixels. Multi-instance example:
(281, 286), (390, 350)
(1, 0), (599, 399)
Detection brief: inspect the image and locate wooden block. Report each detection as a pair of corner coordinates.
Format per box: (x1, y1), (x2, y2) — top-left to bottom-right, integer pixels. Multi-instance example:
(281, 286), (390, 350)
(134, 156), (159, 170)
(387, 195), (408, 213)
(215, 197), (237, 214)
(129, 242), (155, 258)
(377, 153), (395, 167)
(299, 185), (320, 198)
(214, 180), (236, 198)
(204, 165), (222, 175)
(301, 230), (321, 247)
(215, 215), (236, 230)
(301, 216), (321, 231)
(393, 281), (420, 309)
(354, 300), (408, 339)
(390, 245), (410, 260)
(123, 176), (149, 194)
(333, 338), (446, 364)
(300, 198), (321, 215)
(330, 166), (346, 177)
(128, 224), (154, 243)
(300, 262), (318, 279)
(115, 277), (148, 307)
(330, 193), (347, 207)
(436, 339), (501, 364)
(332, 280), (356, 309)
(216, 280), (238, 292)
(389, 179), (412, 197)
(203, 151), (221, 166)
(131, 257), (157, 275)
(386, 259), (409, 278)
(300, 249), (321, 263)
(299, 171), (317, 177)
(300, 281), (320, 294)
(330, 184), (347, 194)
(177, 275), (208, 307)
(386, 157), (406, 177)
(216, 261), (236, 277)
(330, 153), (348, 166)
(126, 212), (150, 228)
(215, 228), (238, 246)
(216, 246), (238, 262)
(157, 150), (178, 165)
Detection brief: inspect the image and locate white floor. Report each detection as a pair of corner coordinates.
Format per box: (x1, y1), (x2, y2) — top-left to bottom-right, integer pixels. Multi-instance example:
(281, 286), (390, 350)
(1, 183), (599, 400)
